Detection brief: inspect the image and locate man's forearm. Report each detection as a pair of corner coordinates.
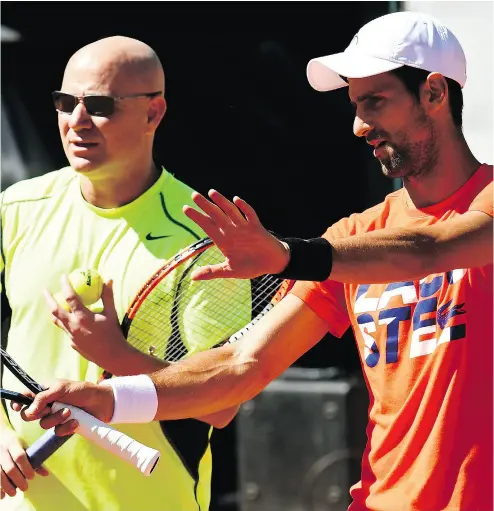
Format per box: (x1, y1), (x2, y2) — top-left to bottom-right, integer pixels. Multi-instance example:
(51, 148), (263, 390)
(276, 230), (429, 283)
(146, 295), (328, 421)
(25, 296), (328, 426)
(330, 228), (433, 283)
(330, 213), (492, 283)
(149, 343), (263, 420)
(103, 341), (242, 427)
(279, 211), (492, 284)
(102, 343), (170, 376)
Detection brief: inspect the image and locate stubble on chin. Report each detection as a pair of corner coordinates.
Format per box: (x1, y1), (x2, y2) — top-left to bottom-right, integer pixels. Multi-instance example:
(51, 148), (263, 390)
(379, 134), (438, 181)
(378, 146), (408, 179)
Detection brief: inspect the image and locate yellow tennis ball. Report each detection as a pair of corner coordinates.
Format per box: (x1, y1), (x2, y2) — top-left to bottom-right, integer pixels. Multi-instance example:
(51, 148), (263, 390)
(67, 268), (104, 306)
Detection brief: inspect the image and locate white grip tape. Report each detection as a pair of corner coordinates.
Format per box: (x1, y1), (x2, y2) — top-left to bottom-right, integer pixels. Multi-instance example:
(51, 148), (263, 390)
(51, 402), (160, 476)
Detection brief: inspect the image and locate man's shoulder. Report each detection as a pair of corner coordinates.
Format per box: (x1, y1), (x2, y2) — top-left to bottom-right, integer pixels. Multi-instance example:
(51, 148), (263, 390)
(2, 167), (77, 207)
(324, 189), (404, 239)
(351, 189), (403, 223)
(367, 189), (403, 213)
(159, 168), (197, 201)
(147, 167), (206, 240)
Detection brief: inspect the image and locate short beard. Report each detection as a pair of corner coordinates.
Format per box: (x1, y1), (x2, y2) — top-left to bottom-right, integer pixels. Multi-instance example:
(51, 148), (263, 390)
(379, 115), (438, 180)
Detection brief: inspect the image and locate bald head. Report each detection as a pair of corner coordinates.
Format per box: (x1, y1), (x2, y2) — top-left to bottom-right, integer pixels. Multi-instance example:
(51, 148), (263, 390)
(58, 36), (168, 182)
(62, 36), (164, 96)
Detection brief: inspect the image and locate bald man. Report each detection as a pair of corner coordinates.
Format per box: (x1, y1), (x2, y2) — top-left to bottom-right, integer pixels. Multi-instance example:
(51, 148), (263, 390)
(0, 36), (236, 511)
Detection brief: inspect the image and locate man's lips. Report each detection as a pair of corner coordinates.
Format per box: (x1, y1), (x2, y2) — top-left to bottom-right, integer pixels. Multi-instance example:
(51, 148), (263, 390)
(373, 142), (389, 158)
(366, 137), (389, 157)
(367, 137), (387, 148)
(70, 140), (98, 146)
(69, 141), (99, 152)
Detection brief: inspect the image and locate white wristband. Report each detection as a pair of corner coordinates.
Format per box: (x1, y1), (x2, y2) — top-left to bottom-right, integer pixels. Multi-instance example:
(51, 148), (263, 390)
(100, 375), (158, 424)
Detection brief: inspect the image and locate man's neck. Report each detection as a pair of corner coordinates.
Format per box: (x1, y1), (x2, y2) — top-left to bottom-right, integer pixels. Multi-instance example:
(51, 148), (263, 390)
(79, 161), (161, 209)
(403, 131), (481, 209)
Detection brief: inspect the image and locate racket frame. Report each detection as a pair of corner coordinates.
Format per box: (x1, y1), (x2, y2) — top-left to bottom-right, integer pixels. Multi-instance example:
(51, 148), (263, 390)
(125, 237), (214, 322)
(0, 347), (160, 475)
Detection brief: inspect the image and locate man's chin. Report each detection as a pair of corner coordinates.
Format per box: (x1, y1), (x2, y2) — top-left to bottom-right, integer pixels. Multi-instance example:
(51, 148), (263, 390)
(380, 162), (405, 179)
(378, 152), (406, 179)
(67, 157), (102, 174)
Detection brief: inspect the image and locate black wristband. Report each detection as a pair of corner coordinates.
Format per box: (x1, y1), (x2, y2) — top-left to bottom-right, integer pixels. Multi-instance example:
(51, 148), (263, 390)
(273, 237), (333, 282)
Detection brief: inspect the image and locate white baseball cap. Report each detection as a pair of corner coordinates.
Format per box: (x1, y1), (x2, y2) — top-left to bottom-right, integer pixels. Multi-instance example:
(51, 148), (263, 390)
(307, 11), (467, 92)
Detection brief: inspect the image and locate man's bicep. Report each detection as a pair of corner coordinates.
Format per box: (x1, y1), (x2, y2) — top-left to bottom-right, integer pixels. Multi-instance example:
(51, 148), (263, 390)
(430, 211), (493, 270)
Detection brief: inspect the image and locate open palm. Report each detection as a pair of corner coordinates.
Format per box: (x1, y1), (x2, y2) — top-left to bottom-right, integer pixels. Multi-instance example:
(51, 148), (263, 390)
(182, 190), (289, 280)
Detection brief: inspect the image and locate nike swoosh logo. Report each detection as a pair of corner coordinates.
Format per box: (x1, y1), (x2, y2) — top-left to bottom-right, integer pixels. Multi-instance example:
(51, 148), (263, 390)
(146, 233), (171, 241)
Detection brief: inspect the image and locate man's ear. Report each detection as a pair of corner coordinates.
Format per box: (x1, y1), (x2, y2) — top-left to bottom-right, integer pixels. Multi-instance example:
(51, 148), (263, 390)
(146, 96), (167, 133)
(421, 72), (448, 114)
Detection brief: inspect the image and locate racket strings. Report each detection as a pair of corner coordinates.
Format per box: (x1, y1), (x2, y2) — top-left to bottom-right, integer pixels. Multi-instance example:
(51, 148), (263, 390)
(164, 273), (280, 361)
(126, 246), (284, 362)
(128, 276), (276, 361)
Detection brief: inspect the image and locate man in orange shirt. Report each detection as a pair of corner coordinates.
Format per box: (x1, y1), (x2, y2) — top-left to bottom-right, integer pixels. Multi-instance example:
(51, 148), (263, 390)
(22, 11), (493, 511)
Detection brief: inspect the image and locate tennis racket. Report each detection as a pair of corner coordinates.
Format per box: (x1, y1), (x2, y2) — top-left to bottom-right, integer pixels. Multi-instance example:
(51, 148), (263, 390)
(102, 236), (292, 375)
(0, 347), (160, 476)
(2, 237), (291, 470)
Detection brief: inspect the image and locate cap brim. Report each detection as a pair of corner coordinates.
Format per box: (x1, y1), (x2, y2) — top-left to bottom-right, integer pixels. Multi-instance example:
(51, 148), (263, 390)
(307, 52), (404, 92)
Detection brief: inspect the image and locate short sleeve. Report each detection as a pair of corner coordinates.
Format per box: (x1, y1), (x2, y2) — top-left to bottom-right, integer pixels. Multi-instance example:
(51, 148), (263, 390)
(290, 278), (350, 338)
(289, 217), (355, 338)
(469, 181), (493, 217)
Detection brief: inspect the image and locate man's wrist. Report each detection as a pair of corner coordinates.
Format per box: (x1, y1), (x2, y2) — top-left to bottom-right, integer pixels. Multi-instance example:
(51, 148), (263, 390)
(275, 239), (292, 274)
(99, 375), (158, 424)
(272, 237), (333, 282)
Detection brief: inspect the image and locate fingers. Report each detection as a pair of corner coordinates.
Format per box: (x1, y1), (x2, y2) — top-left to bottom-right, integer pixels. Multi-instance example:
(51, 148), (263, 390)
(183, 205), (217, 236)
(45, 273), (101, 339)
(54, 420), (79, 437)
(232, 196), (262, 226)
(43, 288), (69, 318)
(9, 391), (35, 412)
(7, 444), (36, 484)
(100, 280), (116, 320)
(188, 190), (262, 229)
(0, 447), (32, 495)
(24, 387), (65, 421)
(43, 288), (74, 338)
(207, 190), (247, 225)
(38, 407), (73, 431)
(20, 404), (52, 423)
(35, 466), (50, 477)
(190, 263), (233, 281)
(10, 402), (23, 413)
(60, 275), (85, 312)
(1, 468), (18, 498)
(0, 454), (49, 498)
(189, 190), (246, 227)
(190, 191), (227, 224)
(44, 275), (87, 319)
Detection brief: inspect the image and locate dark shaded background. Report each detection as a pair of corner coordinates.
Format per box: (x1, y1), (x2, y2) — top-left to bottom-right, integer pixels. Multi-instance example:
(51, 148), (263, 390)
(2, 2), (397, 509)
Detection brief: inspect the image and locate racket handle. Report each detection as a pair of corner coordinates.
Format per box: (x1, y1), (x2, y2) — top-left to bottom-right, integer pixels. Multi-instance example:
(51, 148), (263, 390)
(51, 402), (160, 476)
(26, 429), (72, 469)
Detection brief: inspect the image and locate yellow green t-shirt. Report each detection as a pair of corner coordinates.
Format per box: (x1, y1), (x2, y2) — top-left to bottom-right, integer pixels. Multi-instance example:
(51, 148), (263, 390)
(0, 167), (248, 511)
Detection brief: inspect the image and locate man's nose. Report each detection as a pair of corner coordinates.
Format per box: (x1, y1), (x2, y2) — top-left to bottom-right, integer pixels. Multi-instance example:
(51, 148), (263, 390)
(353, 115), (371, 138)
(68, 102), (92, 130)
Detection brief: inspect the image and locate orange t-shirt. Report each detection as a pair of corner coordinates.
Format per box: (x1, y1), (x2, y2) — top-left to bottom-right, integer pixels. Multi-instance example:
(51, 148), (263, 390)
(291, 164), (493, 511)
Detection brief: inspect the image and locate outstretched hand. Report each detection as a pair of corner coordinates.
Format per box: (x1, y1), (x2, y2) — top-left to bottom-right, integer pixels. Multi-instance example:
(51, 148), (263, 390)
(183, 190), (290, 280)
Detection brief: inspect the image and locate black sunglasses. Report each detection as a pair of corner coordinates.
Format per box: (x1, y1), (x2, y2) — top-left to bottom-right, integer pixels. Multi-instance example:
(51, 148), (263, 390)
(52, 91), (162, 117)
